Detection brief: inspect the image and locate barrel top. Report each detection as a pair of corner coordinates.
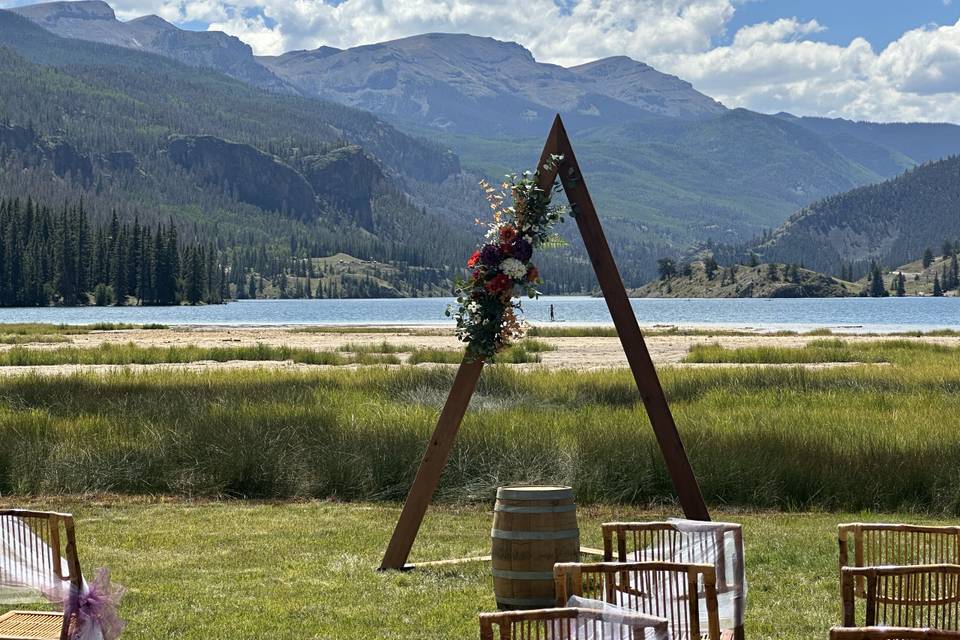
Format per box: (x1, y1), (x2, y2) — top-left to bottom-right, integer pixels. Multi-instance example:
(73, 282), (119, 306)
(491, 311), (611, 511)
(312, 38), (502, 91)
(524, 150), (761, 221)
(496, 485), (573, 500)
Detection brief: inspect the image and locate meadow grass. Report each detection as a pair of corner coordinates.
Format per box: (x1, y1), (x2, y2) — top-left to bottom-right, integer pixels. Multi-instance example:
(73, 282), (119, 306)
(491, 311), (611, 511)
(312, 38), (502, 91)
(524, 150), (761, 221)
(404, 339), (553, 364)
(0, 498), (952, 640)
(0, 334), (71, 344)
(684, 338), (954, 364)
(2, 339), (960, 511)
(406, 347), (464, 364)
(0, 323), (167, 335)
(290, 326), (448, 335)
(0, 343), (406, 366)
(336, 340), (421, 354)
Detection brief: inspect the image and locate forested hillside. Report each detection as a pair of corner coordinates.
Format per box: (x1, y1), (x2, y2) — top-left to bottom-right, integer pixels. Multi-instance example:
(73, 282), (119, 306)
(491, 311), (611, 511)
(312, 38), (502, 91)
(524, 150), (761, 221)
(0, 10), (473, 303)
(749, 155), (960, 277)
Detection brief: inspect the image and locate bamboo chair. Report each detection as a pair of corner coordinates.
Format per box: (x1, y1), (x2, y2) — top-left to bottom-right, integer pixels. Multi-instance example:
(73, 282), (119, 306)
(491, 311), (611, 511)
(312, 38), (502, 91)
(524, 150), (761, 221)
(841, 565), (960, 630)
(839, 524), (960, 599)
(839, 524), (960, 568)
(480, 607), (669, 639)
(554, 561), (721, 640)
(602, 522), (745, 640)
(0, 510), (82, 640)
(831, 627), (960, 640)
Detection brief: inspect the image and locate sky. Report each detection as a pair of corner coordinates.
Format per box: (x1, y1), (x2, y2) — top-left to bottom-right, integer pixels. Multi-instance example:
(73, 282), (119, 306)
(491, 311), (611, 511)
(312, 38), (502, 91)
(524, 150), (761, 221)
(3, 0), (960, 123)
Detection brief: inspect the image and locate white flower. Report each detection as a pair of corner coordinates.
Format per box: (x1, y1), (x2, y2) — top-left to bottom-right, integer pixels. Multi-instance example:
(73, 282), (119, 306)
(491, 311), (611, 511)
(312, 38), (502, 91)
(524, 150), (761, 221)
(500, 257), (527, 279)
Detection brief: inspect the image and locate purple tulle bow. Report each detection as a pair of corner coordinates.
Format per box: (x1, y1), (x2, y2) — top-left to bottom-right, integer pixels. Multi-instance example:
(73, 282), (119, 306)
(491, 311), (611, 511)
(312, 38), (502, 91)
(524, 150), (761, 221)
(68, 568), (126, 640)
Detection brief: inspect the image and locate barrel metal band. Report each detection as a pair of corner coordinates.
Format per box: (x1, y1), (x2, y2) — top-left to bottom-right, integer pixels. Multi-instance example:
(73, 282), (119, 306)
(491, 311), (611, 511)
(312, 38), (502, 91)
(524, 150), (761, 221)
(494, 504), (577, 514)
(491, 568), (556, 580)
(497, 488), (573, 500)
(491, 528), (580, 540)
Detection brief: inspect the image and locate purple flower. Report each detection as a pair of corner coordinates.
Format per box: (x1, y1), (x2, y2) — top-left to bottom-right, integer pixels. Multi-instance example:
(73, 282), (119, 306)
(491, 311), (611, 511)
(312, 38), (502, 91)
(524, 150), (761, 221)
(479, 243), (503, 267)
(511, 238), (533, 263)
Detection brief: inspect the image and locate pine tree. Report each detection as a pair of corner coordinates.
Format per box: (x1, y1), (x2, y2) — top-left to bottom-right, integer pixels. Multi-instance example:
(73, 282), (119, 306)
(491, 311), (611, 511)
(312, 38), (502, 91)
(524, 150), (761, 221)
(869, 264), (887, 297)
(894, 272), (906, 296)
(933, 275), (944, 296)
(923, 248), (934, 269)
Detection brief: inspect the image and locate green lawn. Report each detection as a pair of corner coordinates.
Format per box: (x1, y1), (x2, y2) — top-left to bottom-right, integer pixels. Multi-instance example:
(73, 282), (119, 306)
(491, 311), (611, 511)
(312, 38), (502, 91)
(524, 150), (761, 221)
(1, 499), (953, 639)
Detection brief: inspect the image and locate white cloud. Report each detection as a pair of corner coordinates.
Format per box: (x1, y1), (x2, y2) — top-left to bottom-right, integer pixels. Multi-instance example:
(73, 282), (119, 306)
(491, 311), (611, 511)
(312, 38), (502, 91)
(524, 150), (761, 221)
(732, 17), (825, 47)
(3, 0), (960, 122)
(660, 17), (960, 122)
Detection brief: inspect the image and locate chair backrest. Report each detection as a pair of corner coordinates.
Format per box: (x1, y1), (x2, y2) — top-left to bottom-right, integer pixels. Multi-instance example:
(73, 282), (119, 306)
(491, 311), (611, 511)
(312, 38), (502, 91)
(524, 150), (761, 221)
(0, 510), (82, 640)
(602, 520), (745, 635)
(831, 627), (960, 640)
(480, 607), (668, 639)
(554, 561), (720, 640)
(842, 564), (960, 629)
(839, 524), (960, 577)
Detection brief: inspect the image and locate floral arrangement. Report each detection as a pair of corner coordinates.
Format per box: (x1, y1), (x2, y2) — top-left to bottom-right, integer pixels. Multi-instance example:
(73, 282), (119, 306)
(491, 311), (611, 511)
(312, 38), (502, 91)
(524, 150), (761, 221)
(447, 155), (567, 360)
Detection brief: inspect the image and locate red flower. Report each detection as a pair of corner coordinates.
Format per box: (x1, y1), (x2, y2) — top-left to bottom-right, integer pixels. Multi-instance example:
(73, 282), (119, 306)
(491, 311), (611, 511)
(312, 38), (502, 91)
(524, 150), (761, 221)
(485, 273), (512, 294)
(471, 269), (483, 282)
(526, 265), (539, 282)
(467, 250), (481, 267)
(499, 242), (513, 256)
(499, 226), (518, 243)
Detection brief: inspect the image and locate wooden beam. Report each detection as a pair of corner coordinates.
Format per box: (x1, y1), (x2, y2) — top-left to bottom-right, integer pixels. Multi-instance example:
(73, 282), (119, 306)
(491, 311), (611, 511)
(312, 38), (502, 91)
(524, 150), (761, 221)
(379, 114), (709, 572)
(379, 358), (485, 570)
(545, 115), (710, 521)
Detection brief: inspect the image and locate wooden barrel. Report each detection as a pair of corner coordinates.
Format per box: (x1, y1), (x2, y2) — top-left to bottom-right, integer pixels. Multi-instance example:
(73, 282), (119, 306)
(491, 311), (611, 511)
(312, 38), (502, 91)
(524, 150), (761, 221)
(491, 485), (580, 609)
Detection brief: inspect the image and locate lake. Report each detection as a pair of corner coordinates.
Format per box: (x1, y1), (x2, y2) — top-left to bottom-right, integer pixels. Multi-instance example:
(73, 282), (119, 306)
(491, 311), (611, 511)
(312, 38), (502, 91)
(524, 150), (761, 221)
(0, 296), (958, 332)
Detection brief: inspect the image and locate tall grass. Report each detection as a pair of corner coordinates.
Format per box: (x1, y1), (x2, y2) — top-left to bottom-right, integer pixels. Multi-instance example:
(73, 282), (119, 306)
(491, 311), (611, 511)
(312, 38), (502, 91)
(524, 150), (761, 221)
(0, 343), (403, 366)
(337, 341), (421, 354)
(0, 323), (167, 335)
(291, 326), (447, 335)
(406, 348), (463, 364)
(685, 339), (952, 364)
(2, 340), (960, 511)
(0, 335), (71, 344)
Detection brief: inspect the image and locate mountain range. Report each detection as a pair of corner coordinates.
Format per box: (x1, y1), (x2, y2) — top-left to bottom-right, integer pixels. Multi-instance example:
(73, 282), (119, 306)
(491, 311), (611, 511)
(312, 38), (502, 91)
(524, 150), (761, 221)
(3, 0), (960, 290)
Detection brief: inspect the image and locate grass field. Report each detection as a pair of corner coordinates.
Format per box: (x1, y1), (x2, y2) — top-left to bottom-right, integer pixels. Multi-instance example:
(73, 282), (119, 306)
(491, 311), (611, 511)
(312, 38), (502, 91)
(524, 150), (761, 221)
(0, 339), (552, 366)
(2, 337), (959, 637)
(682, 338), (955, 364)
(0, 498), (952, 640)
(2, 339), (960, 510)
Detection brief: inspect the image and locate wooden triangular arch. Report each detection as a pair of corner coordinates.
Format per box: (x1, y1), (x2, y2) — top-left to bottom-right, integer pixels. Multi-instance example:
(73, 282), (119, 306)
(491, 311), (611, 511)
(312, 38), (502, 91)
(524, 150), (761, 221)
(379, 115), (709, 571)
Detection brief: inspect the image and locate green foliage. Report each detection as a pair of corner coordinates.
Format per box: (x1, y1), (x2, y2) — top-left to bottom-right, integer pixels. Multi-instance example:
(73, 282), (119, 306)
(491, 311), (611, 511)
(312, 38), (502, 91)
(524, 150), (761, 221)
(0, 342), (410, 366)
(0, 197), (215, 306)
(756, 155), (960, 276)
(3, 339), (960, 511)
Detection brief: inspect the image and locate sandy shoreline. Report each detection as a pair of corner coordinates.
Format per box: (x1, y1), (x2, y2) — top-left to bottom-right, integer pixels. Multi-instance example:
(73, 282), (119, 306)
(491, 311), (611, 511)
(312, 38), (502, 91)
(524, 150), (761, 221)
(0, 324), (954, 375)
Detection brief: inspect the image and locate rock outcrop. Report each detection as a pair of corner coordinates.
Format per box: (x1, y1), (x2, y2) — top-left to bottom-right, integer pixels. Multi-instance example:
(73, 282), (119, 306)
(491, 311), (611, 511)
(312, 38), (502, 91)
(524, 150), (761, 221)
(167, 135), (318, 220)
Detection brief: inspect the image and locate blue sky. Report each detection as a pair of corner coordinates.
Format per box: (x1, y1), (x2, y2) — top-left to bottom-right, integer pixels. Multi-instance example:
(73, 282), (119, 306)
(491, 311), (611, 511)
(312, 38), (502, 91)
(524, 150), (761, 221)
(3, 0), (960, 122)
(725, 0), (960, 49)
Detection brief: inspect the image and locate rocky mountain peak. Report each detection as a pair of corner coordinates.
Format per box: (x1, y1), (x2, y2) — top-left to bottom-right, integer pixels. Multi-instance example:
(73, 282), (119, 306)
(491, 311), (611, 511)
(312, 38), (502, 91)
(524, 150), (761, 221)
(12, 0), (116, 23)
(127, 14), (176, 31)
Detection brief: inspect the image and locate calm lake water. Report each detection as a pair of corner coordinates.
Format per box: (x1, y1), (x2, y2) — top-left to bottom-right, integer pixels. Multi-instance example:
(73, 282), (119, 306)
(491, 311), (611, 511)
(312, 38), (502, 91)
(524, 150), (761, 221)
(0, 296), (958, 332)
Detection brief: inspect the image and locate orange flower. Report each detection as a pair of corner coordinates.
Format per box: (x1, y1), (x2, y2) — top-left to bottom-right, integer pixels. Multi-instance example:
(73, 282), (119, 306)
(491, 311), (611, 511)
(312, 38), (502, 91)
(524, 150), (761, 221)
(526, 266), (539, 282)
(467, 250), (481, 267)
(499, 226), (518, 243)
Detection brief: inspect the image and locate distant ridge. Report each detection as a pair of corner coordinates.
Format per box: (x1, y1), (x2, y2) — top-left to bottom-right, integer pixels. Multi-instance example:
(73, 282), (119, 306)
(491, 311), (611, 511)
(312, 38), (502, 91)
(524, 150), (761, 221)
(753, 155), (960, 276)
(10, 0), (293, 91)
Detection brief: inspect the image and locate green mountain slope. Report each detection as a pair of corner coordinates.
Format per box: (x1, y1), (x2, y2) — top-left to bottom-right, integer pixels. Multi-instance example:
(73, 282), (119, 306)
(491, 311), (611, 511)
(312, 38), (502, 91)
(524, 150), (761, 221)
(420, 108), (886, 248)
(752, 155), (960, 276)
(0, 9), (477, 298)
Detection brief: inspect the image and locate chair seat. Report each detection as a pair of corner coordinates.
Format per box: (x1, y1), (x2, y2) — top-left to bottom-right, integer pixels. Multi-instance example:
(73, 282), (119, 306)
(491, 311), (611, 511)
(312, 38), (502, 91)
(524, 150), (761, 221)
(0, 611), (64, 640)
